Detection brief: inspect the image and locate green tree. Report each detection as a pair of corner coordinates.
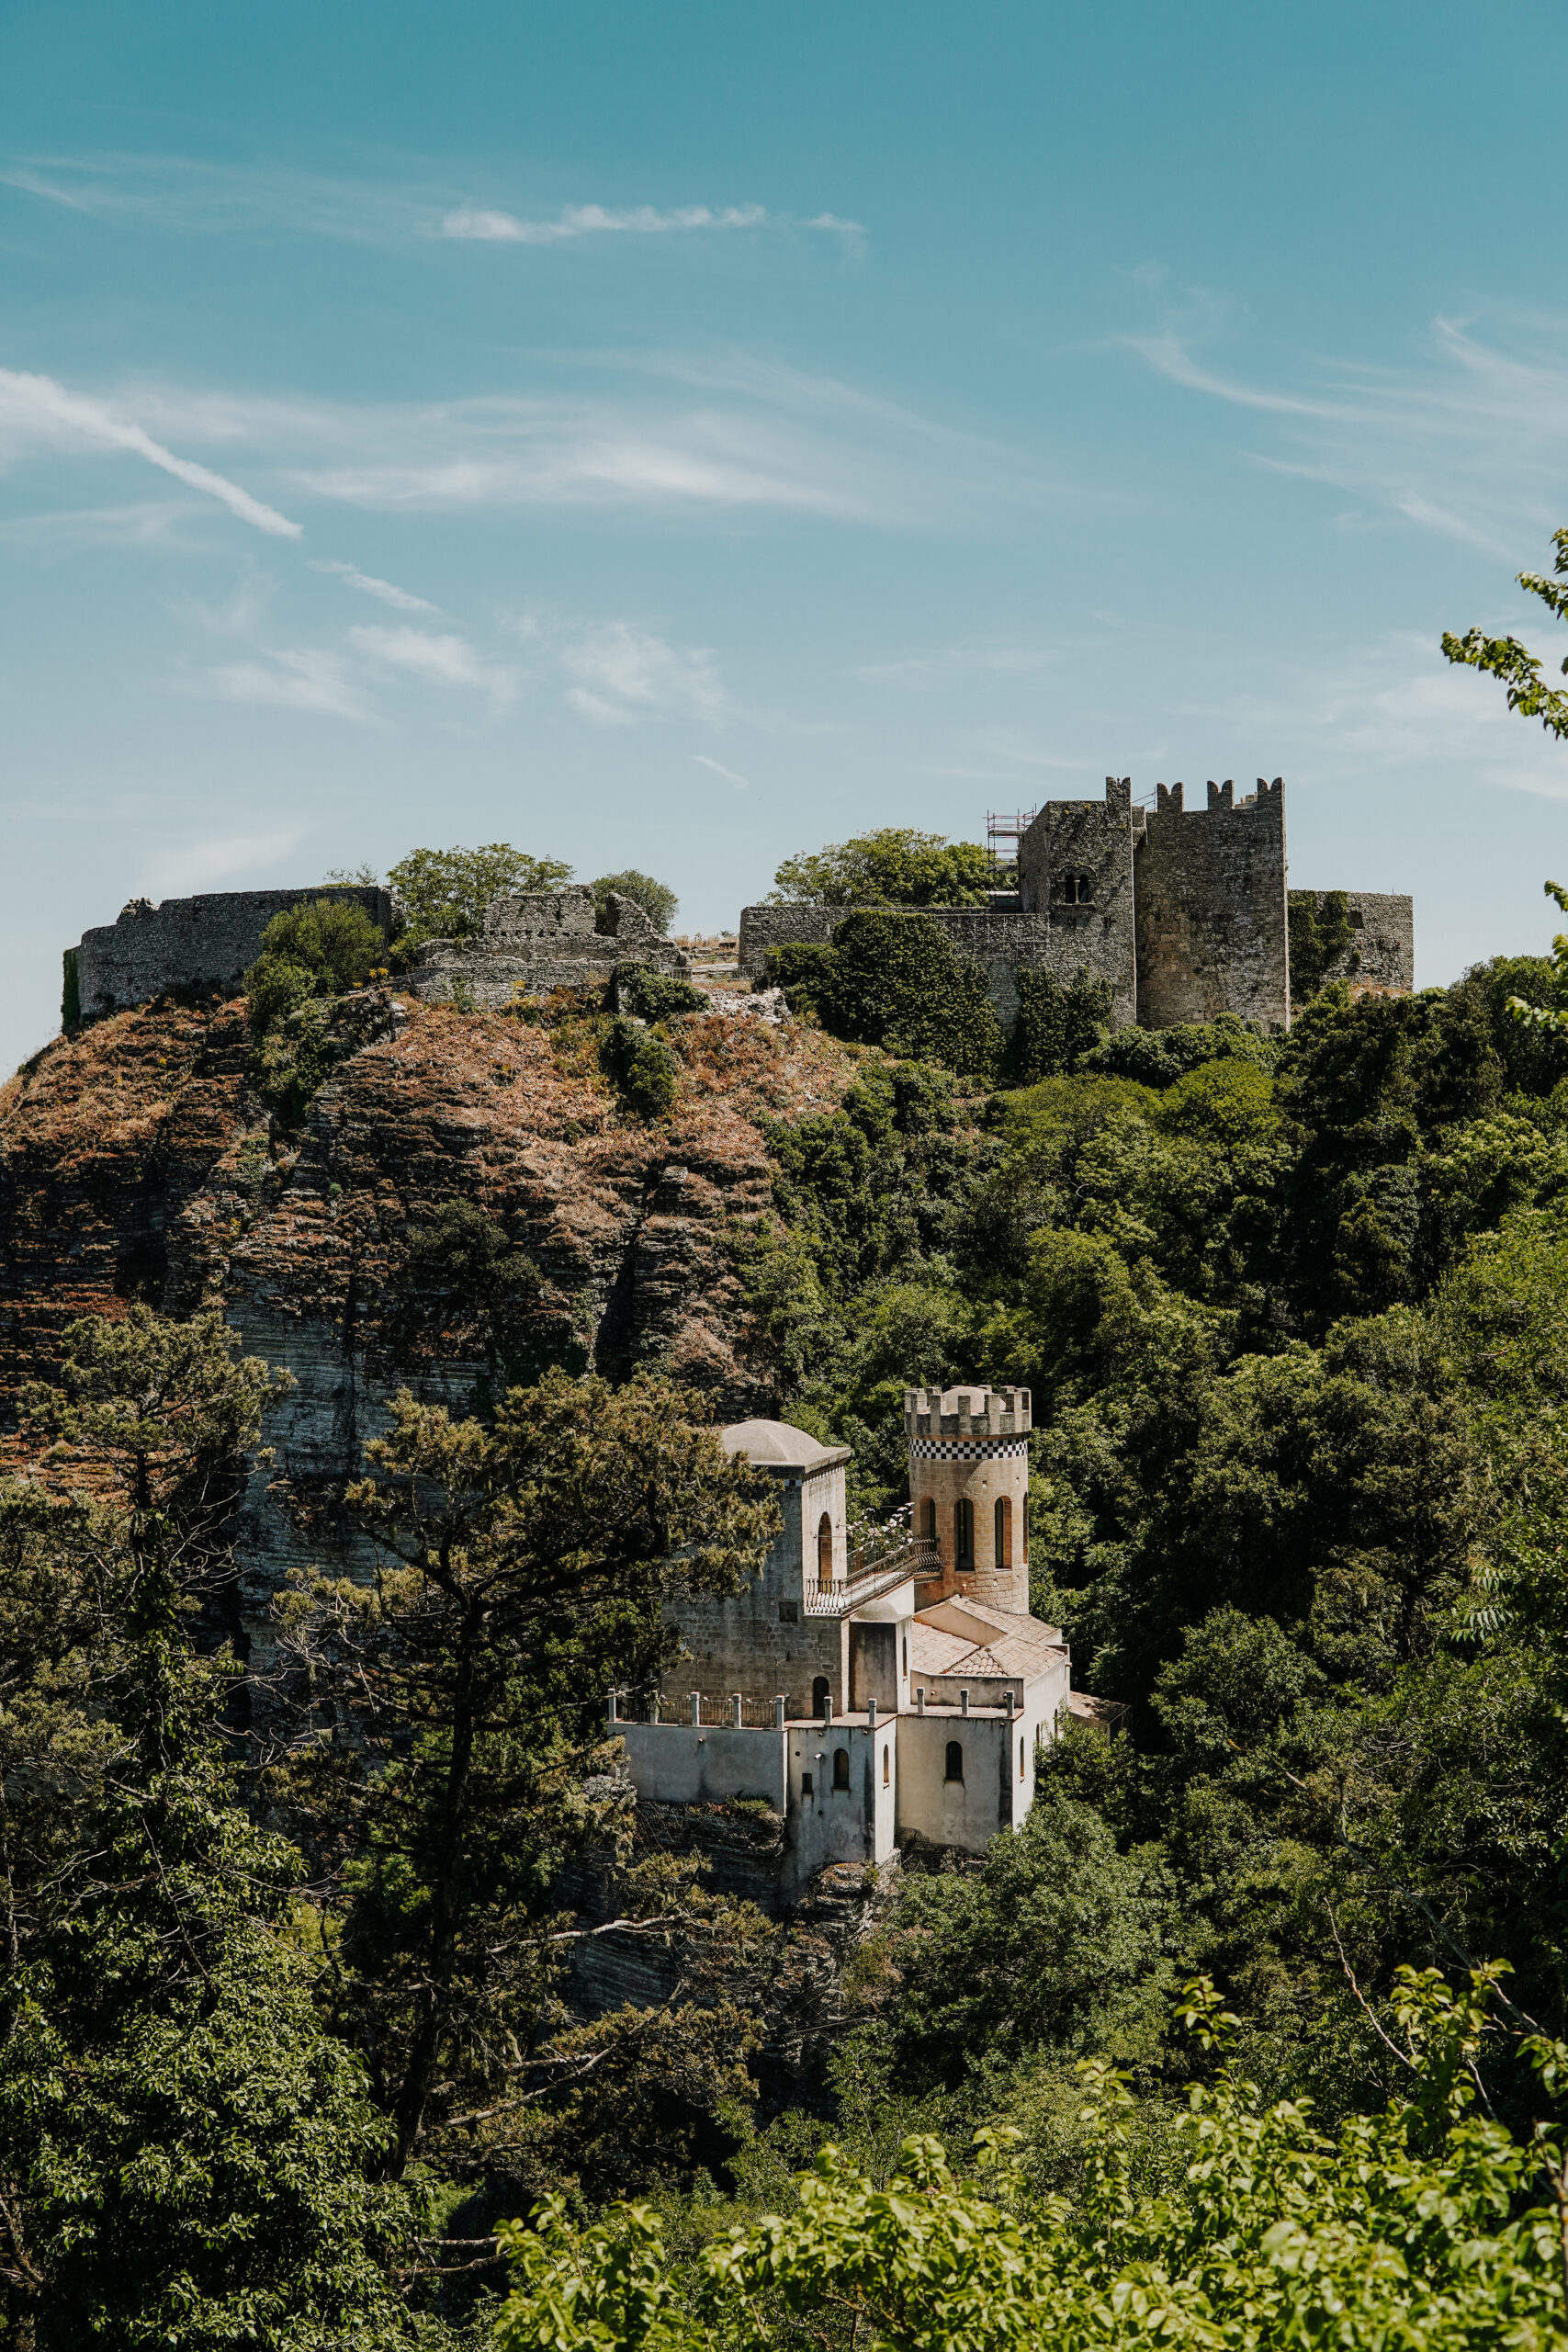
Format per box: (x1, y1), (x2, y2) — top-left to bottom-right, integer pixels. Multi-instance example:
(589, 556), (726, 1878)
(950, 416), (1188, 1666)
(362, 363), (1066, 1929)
(387, 843), (574, 947)
(1443, 522), (1568, 739)
(495, 1971), (1568, 2352)
(769, 828), (993, 908)
(0, 1648), (418, 2351)
(272, 1374), (780, 2189)
(770, 911), (1003, 1077)
(0, 1311), (414, 2348)
(863, 1784), (1173, 2093)
(590, 870), (679, 934)
(1004, 967), (1111, 1083)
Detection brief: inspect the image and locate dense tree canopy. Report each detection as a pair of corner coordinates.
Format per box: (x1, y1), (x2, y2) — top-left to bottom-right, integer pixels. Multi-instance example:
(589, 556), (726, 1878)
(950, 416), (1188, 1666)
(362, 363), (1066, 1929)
(769, 827), (993, 908)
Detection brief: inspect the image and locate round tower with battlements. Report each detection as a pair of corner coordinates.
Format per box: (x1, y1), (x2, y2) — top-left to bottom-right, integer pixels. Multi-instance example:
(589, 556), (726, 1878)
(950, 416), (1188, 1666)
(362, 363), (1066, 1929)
(904, 1385), (1032, 1615)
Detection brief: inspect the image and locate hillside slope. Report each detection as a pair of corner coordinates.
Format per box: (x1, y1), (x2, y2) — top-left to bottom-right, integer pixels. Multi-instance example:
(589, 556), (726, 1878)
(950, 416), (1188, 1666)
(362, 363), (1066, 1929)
(0, 987), (877, 1616)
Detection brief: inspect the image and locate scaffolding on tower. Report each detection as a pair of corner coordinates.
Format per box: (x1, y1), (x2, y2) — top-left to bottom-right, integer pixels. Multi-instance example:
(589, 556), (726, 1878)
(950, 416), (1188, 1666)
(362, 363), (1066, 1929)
(986, 808), (1038, 879)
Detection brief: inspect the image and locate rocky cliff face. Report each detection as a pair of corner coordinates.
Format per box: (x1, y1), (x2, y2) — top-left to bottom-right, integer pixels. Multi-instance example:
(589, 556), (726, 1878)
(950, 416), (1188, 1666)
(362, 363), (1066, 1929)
(0, 987), (866, 1631)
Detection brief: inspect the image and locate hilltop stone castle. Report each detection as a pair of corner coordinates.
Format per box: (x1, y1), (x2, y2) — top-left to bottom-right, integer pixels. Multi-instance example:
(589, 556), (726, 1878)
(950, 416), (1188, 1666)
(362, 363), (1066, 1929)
(615, 1384), (1089, 1899)
(739, 775), (1414, 1029)
(62, 772), (1411, 1032)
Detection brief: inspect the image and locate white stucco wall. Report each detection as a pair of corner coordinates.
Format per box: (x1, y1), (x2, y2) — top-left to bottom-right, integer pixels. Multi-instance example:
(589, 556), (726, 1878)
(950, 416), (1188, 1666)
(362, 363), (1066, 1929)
(619, 1722), (788, 1810)
(785, 1719), (897, 1883)
(896, 1709), (1016, 1853)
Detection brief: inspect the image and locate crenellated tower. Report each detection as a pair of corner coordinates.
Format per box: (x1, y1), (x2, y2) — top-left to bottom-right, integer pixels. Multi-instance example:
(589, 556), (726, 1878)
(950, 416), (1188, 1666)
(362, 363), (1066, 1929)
(904, 1385), (1032, 1615)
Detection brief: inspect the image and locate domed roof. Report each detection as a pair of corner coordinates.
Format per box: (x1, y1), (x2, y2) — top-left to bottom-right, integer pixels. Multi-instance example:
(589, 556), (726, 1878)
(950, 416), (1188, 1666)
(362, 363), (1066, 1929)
(849, 1584), (914, 1622)
(720, 1418), (843, 1469)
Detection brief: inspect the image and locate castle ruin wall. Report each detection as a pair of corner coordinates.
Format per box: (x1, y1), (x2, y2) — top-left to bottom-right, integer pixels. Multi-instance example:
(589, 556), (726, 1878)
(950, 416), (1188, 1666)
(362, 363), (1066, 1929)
(407, 888), (690, 1008)
(1299, 889), (1415, 999)
(73, 886), (396, 1022)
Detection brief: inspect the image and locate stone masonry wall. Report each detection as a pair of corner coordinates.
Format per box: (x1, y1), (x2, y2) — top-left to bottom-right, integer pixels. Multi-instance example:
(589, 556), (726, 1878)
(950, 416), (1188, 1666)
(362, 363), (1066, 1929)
(663, 1462), (852, 1717)
(1134, 779), (1290, 1031)
(1307, 890), (1415, 997)
(409, 888), (689, 1008)
(1017, 778), (1140, 1026)
(73, 886), (396, 1021)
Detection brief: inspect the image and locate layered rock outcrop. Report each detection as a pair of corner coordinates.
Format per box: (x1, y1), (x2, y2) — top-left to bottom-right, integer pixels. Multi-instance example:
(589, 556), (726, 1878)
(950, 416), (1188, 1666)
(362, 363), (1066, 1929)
(0, 988), (861, 1637)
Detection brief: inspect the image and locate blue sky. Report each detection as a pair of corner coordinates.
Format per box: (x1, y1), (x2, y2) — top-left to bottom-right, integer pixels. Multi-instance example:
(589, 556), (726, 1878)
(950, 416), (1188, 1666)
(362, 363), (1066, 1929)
(5, 0), (1568, 1071)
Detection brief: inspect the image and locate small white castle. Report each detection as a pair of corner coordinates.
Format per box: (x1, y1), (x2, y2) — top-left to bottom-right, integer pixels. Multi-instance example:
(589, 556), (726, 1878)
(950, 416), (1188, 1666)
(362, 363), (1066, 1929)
(613, 1384), (1085, 1896)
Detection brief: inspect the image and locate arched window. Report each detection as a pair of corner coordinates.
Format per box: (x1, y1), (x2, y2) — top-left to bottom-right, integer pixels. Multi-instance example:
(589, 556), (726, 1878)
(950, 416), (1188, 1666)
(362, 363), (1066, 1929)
(812, 1675), (830, 1719)
(883, 1743), (890, 1785)
(901, 1636), (908, 1679)
(995, 1495), (1011, 1569)
(1021, 1494), (1029, 1559)
(954, 1498), (975, 1572)
(920, 1496), (936, 1544)
(1019, 1736), (1025, 1781)
(832, 1747), (851, 1792)
(944, 1740), (964, 1784)
(817, 1510), (833, 1590)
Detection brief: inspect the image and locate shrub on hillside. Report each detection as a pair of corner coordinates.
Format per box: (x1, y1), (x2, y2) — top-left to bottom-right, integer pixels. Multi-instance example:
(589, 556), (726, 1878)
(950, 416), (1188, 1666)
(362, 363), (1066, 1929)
(256, 899), (387, 993)
(1082, 1010), (1275, 1090)
(1005, 967), (1112, 1083)
(600, 1017), (678, 1118)
(611, 962), (705, 1020)
(766, 912), (1003, 1078)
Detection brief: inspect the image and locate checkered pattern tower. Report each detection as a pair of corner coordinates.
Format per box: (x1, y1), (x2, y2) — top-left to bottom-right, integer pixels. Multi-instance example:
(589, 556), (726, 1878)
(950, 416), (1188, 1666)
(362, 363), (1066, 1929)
(904, 1385), (1032, 1613)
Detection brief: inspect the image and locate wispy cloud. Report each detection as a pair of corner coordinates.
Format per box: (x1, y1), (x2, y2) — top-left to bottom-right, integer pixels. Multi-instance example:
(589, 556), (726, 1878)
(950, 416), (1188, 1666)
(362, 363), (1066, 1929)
(347, 622), (514, 702)
(694, 752), (750, 790)
(440, 201), (769, 243)
(560, 622), (725, 727)
(0, 352), (1051, 539)
(2, 155), (865, 254)
(0, 498), (196, 548)
(194, 648), (372, 722)
(0, 368), (300, 537)
(310, 557), (439, 612)
(1123, 297), (1568, 558)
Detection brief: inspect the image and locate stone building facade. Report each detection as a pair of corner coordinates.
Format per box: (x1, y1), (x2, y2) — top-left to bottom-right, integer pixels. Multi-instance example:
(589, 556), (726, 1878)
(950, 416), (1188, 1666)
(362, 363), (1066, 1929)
(739, 775), (1414, 1033)
(615, 1384), (1074, 1897)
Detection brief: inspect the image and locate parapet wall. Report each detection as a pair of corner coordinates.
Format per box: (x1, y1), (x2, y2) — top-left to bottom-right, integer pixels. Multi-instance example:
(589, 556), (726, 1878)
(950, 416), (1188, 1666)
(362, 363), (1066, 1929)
(73, 886), (396, 1022)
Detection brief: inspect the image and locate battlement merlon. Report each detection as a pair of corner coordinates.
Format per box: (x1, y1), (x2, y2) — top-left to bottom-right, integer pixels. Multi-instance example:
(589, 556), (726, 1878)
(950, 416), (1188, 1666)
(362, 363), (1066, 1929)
(904, 1385), (1032, 1440)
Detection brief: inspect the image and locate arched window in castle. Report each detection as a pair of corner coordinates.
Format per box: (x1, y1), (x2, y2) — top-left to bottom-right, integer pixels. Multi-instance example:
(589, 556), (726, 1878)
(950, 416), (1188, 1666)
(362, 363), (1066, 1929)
(1019, 1736), (1026, 1781)
(812, 1675), (830, 1719)
(994, 1495), (1011, 1569)
(944, 1740), (964, 1784)
(954, 1498), (975, 1573)
(817, 1511), (833, 1590)
(1059, 871), (1093, 905)
(883, 1744), (890, 1786)
(1021, 1494), (1029, 1559)
(901, 1637), (908, 1679)
(920, 1496), (936, 1544)
(832, 1747), (851, 1792)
